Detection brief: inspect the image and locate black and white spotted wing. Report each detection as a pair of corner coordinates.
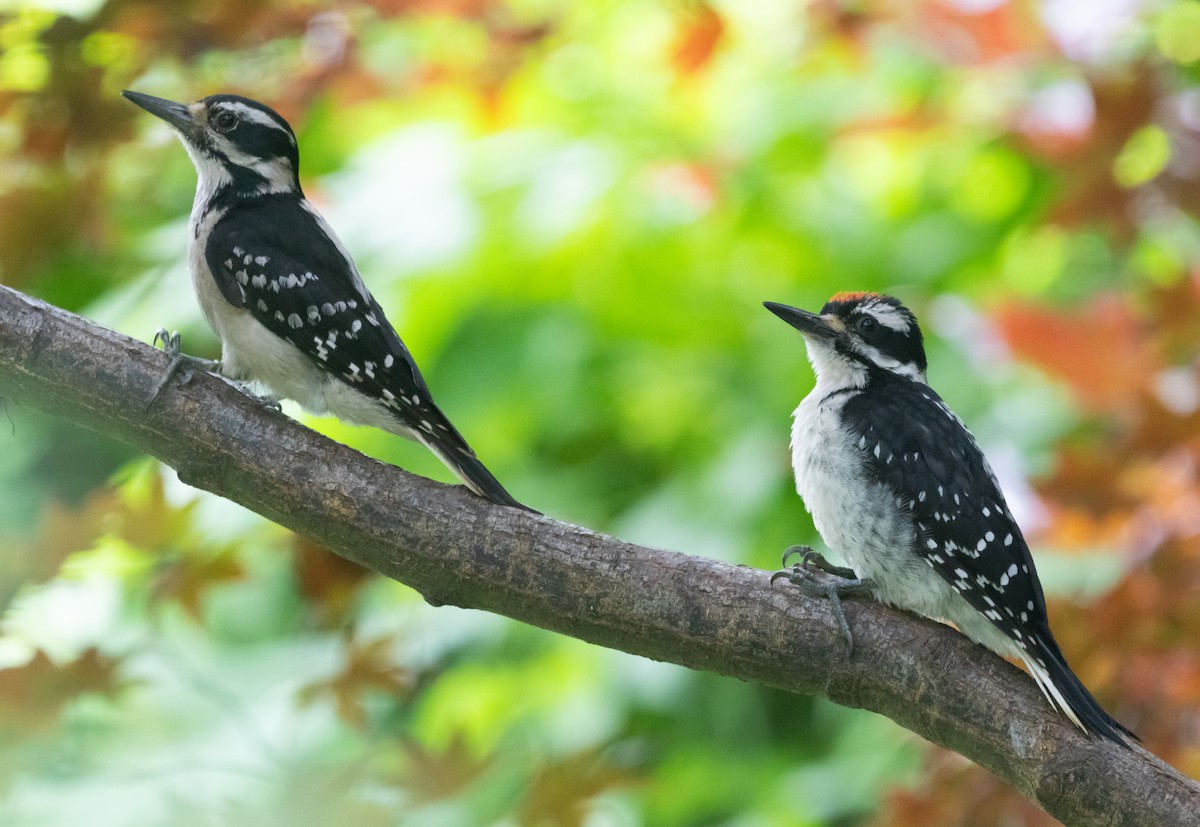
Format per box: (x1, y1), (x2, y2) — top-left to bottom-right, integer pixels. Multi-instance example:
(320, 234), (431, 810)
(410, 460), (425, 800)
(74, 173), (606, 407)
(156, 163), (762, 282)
(840, 370), (1049, 646)
(203, 194), (525, 509)
(842, 369), (1134, 741)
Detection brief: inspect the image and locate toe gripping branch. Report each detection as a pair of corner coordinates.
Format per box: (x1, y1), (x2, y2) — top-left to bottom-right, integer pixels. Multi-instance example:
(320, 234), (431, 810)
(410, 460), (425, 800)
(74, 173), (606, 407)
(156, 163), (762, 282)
(771, 545), (875, 655)
(147, 328), (220, 409)
(147, 328), (281, 411)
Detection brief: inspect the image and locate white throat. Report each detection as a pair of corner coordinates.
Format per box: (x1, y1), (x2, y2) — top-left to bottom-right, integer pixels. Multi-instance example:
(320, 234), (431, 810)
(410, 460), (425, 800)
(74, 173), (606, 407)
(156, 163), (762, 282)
(183, 143), (232, 229)
(806, 340), (868, 394)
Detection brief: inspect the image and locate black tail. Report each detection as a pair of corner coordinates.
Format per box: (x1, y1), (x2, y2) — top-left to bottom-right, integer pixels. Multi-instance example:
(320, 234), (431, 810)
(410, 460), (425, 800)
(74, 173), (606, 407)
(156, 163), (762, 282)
(417, 431), (535, 512)
(1034, 634), (1136, 745)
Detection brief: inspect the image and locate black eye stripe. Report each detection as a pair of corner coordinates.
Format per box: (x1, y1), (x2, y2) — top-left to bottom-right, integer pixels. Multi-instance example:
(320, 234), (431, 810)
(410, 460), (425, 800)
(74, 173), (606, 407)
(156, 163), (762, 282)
(873, 327), (907, 350)
(212, 119), (296, 162)
(817, 294), (928, 376)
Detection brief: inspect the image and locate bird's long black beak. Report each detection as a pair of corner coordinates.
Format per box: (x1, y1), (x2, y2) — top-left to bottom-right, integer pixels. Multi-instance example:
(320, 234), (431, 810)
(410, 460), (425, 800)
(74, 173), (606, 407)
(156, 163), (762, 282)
(764, 301), (839, 339)
(122, 90), (201, 139)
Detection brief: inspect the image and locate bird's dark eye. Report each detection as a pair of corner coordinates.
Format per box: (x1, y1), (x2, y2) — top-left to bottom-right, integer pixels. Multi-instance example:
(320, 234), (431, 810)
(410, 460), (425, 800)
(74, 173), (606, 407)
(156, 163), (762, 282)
(856, 315), (877, 334)
(211, 110), (238, 133)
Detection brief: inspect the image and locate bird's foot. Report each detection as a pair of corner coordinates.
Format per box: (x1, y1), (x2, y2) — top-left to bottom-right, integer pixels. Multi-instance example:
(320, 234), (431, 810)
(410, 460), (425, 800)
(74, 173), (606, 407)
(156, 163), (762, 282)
(771, 545), (874, 655)
(147, 328), (220, 408)
(777, 545), (860, 580)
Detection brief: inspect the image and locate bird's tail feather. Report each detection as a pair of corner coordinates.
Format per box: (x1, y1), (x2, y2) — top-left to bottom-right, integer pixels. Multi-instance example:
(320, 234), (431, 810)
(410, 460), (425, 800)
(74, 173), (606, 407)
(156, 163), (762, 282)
(417, 433), (534, 512)
(1024, 634), (1135, 745)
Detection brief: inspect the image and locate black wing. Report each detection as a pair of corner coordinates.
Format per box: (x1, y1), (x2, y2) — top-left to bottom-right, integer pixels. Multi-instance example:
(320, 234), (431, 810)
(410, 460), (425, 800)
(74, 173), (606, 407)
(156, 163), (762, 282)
(841, 372), (1135, 741)
(840, 371), (1049, 645)
(203, 196), (527, 510)
(206, 195), (435, 412)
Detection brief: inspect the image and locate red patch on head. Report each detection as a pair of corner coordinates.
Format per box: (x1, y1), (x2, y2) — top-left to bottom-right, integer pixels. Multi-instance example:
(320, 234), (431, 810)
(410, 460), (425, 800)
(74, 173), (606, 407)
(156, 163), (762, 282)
(829, 291), (879, 305)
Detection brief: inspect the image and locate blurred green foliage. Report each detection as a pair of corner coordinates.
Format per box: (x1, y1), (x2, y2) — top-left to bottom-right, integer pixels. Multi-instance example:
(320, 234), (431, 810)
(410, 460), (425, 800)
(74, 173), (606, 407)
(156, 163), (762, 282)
(2, 1), (1200, 825)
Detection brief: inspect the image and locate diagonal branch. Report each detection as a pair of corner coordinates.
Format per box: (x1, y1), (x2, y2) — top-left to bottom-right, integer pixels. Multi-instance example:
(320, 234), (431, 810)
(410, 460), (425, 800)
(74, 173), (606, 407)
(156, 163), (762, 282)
(0, 284), (1197, 825)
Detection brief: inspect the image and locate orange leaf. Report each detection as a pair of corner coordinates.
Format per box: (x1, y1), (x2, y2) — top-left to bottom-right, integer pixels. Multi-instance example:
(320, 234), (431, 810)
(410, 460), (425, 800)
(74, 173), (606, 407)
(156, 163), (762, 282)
(0, 649), (122, 733)
(400, 734), (496, 805)
(292, 536), (371, 627)
(114, 472), (198, 554)
(297, 635), (414, 729)
(915, 0), (1048, 65)
(30, 491), (117, 579)
(672, 3), (724, 76)
(517, 748), (639, 827)
(995, 296), (1155, 412)
(151, 550), (246, 619)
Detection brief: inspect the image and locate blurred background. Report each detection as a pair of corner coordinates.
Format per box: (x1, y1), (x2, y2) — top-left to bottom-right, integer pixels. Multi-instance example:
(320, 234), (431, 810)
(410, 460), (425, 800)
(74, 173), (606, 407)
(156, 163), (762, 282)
(1, 0), (1199, 824)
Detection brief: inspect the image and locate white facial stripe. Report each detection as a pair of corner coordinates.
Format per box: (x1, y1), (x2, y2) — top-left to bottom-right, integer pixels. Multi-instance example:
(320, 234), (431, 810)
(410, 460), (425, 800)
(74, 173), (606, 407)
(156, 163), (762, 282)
(210, 133), (296, 193)
(861, 302), (911, 333)
(219, 101), (296, 144)
(857, 343), (925, 382)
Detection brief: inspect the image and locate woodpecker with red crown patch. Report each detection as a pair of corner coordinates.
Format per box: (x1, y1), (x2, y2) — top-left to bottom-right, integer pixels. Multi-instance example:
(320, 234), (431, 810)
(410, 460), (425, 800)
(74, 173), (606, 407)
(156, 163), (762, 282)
(765, 292), (1133, 743)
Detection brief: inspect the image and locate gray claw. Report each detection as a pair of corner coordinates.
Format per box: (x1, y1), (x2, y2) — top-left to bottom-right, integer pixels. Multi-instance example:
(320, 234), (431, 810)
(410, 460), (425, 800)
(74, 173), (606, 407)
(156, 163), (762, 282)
(152, 327), (180, 355)
(781, 544), (811, 568)
(771, 548), (874, 655)
(147, 328), (219, 408)
(798, 549), (859, 581)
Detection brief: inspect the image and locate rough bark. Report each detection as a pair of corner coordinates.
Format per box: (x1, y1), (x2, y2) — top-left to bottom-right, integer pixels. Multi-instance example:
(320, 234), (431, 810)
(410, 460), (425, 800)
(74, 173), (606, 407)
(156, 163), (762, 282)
(1, 284), (1197, 826)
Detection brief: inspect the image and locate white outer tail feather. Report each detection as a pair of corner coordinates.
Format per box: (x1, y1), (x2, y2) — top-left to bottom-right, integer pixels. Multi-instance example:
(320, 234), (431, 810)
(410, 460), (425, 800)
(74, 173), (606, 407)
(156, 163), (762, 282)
(1022, 654), (1087, 733)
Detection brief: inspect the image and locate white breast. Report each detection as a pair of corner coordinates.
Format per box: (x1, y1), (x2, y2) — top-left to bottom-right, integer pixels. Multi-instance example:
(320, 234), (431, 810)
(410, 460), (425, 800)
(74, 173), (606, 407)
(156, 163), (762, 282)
(790, 384), (938, 607)
(791, 389), (908, 570)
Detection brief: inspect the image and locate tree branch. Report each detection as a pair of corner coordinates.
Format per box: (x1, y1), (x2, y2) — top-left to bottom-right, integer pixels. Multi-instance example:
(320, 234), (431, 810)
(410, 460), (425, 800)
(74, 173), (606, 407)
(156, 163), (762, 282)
(1, 284), (1196, 825)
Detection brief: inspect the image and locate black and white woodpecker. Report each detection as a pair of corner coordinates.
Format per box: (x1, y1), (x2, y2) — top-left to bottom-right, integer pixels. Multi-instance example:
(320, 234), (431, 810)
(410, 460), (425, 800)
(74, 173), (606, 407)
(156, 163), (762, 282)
(123, 91), (528, 510)
(765, 292), (1133, 743)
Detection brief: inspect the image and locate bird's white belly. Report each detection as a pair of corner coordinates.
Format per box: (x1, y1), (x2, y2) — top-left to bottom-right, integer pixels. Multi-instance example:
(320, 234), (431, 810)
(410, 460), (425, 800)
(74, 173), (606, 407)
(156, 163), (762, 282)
(791, 392), (960, 621)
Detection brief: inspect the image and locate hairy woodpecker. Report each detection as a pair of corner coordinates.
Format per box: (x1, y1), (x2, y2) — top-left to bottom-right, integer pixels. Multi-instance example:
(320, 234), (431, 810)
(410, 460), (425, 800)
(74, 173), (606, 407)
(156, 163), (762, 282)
(765, 292), (1133, 743)
(123, 90), (527, 510)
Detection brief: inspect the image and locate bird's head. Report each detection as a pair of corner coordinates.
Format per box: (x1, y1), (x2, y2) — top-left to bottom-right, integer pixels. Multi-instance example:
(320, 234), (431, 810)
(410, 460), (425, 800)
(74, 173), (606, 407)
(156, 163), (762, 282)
(765, 291), (927, 385)
(123, 91), (300, 199)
